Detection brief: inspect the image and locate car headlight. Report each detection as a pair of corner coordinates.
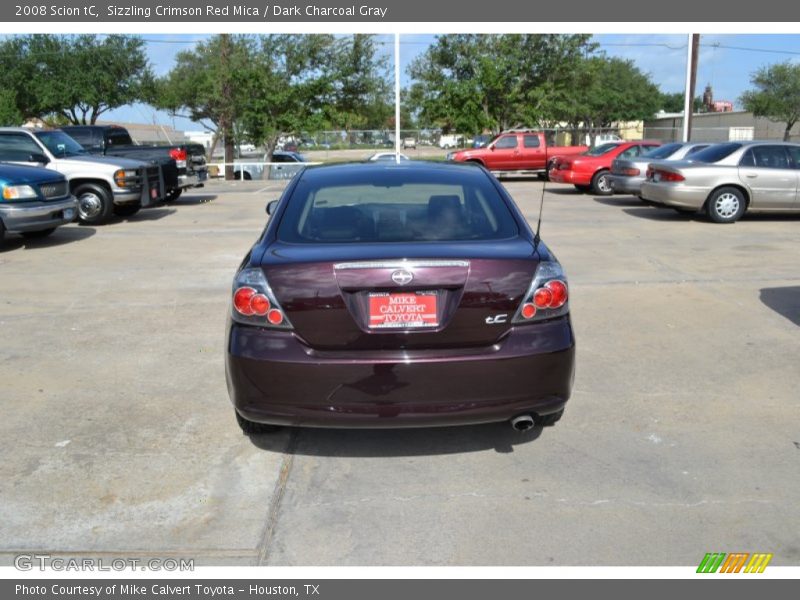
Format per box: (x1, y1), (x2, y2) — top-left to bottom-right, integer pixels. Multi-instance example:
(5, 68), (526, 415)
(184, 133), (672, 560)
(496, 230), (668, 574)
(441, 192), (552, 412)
(2, 185), (38, 200)
(113, 169), (139, 188)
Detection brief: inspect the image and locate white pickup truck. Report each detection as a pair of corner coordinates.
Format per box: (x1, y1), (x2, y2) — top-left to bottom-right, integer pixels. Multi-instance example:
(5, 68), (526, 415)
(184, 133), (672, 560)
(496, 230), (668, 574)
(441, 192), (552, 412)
(0, 128), (163, 224)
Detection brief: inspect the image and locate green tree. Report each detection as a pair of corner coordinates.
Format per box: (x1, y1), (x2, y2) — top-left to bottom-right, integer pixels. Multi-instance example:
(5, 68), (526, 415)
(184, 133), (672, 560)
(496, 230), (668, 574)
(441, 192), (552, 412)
(0, 35), (152, 124)
(325, 34), (392, 137)
(554, 56), (661, 144)
(152, 34), (254, 171)
(406, 34), (594, 134)
(740, 61), (800, 141)
(658, 91), (703, 114)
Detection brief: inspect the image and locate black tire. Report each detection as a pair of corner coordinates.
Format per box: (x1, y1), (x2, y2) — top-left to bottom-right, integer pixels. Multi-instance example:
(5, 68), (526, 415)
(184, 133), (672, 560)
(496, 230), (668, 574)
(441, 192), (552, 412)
(113, 203), (141, 218)
(591, 170), (613, 196)
(535, 409), (564, 427)
(164, 188), (182, 202)
(233, 171), (252, 181)
(574, 184), (591, 193)
(0, 220), (5, 245)
(21, 228), (56, 239)
(705, 187), (746, 223)
(75, 183), (114, 225)
(235, 411), (282, 435)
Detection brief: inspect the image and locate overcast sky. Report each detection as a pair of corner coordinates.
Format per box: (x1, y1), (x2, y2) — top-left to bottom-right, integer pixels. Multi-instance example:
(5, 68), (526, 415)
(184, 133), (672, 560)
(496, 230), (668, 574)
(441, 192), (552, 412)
(105, 33), (800, 132)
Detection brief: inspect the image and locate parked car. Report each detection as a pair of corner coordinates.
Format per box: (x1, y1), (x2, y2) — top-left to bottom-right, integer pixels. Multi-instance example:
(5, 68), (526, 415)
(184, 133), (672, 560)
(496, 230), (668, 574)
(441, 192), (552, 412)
(367, 152), (409, 162)
(609, 142), (710, 196)
(402, 137), (417, 150)
(233, 151), (307, 181)
(60, 125), (207, 202)
(448, 130), (588, 176)
(226, 161), (575, 433)
(549, 141), (662, 195)
(0, 128), (162, 224)
(640, 141), (800, 223)
(438, 134), (464, 149)
(0, 163), (77, 244)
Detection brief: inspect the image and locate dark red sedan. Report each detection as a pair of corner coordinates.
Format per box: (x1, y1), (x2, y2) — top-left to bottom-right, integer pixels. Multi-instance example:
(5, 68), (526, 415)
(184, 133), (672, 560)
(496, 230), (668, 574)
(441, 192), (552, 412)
(225, 162), (575, 433)
(549, 141), (661, 195)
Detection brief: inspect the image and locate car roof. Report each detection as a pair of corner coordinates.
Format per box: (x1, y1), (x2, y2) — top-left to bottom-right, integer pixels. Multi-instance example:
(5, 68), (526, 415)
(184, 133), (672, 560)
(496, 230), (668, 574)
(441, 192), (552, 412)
(302, 160), (480, 176)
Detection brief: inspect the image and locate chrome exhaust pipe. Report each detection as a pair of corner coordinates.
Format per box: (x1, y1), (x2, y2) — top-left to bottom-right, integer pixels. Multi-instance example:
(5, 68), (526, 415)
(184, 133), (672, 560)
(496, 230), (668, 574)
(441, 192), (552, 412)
(510, 414), (535, 432)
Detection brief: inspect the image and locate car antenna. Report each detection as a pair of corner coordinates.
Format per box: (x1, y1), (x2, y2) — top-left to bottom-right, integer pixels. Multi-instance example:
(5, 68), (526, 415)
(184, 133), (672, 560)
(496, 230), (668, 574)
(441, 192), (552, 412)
(533, 172), (547, 251)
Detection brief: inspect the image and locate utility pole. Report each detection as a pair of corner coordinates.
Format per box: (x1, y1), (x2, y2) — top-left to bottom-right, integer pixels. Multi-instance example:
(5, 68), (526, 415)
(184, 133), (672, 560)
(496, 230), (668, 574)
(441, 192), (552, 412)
(682, 34), (700, 142)
(219, 34), (235, 181)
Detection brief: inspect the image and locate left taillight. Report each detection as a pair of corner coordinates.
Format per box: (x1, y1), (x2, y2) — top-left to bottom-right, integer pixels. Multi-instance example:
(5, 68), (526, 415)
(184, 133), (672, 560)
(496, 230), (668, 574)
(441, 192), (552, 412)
(169, 148), (188, 168)
(231, 267), (292, 329)
(513, 261), (570, 323)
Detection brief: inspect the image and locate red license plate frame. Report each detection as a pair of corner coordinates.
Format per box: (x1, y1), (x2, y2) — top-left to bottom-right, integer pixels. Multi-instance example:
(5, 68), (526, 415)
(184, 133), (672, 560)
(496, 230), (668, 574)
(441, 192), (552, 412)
(368, 292), (438, 329)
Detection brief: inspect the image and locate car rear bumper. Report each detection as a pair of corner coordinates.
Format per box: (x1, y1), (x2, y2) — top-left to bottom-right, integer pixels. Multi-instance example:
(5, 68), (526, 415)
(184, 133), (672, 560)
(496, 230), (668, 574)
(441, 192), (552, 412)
(640, 182), (709, 208)
(0, 197), (77, 232)
(548, 169), (590, 186)
(608, 174), (644, 195)
(226, 317), (576, 428)
(178, 170), (208, 189)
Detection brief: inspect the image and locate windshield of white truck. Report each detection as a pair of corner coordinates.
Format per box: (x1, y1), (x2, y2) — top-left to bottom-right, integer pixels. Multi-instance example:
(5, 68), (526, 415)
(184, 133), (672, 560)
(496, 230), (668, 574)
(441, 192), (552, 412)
(35, 131), (89, 158)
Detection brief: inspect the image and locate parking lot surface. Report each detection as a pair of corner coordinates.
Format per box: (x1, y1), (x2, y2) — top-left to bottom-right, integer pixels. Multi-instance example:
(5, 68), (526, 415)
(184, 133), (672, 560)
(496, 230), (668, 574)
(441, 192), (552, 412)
(1, 178), (798, 566)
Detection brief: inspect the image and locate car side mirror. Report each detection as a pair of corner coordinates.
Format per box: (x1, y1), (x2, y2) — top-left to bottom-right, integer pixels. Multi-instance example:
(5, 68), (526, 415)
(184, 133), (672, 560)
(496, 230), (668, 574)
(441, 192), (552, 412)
(29, 153), (49, 164)
(266, 200), (278, 215)
(489, 145), (495, 151)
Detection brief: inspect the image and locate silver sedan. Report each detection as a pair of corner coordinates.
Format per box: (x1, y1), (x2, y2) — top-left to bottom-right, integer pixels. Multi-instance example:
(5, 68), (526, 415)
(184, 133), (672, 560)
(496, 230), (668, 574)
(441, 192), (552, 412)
(639, 141), (800, 223)
(609, 142), (710, 195)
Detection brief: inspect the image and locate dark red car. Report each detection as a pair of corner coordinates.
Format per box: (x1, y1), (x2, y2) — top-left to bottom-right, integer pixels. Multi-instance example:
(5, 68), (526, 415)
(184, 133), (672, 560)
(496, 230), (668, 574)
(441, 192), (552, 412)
(549, 141), (661, 195)
(225, 162), (575, 433)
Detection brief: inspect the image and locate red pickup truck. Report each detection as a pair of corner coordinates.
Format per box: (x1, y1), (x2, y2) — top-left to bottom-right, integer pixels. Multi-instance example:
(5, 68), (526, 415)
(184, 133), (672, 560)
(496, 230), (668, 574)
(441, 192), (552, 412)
(447, 130), (587, 174)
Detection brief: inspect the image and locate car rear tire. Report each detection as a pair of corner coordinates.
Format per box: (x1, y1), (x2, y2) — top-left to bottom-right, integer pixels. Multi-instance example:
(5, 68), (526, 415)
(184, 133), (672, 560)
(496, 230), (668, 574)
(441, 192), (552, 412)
(535, 409), (564, 427)
(113, 203), (141, 217)
(591, 170), (613, 196)
(574, 184), (591, 193)
(706, 187), (746, 223)
(21, 228), (56, 239)
(0, 220), (6, 244)
(75, 183), (114, 225)
(235, 411), (282, 435)
(164, 188), (182, 202)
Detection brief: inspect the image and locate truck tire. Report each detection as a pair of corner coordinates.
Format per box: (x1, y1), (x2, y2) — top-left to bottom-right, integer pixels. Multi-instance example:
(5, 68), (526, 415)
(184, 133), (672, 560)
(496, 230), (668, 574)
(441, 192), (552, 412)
(113, 203), (141, 218)
(75, 183), (114, 225)
(591, 170), (613, 196)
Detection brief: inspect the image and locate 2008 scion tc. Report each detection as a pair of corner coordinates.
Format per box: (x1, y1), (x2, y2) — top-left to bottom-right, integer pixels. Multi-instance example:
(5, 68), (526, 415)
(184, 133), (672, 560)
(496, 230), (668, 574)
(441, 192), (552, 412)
(225, 161), (575, 433)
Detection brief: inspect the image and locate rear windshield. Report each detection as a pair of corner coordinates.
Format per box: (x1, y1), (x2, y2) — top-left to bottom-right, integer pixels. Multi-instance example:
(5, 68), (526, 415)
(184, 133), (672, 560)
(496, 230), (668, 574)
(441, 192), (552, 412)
(689, 143), (742, 163)
(277, 167), (519, 243)
(643, 143), (683, 159)
(584, 143), (619, 156)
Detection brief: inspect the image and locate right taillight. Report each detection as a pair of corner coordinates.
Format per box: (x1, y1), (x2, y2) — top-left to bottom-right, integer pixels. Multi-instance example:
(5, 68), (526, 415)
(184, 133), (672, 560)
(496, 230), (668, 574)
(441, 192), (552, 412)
(513, 261), (570, 323)
(231, 268), (292, 329)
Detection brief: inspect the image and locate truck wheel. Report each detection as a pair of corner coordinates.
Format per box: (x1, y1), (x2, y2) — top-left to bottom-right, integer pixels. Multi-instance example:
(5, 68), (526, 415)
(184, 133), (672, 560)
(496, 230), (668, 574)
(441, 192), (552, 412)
(113, 203), (141, 218)
(75, 183), (114, 225)
(706, 187), (746, 223)
(164, 189), (182, 202)
(21, 228), (56, 239)
(591, 170), (613, 196)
